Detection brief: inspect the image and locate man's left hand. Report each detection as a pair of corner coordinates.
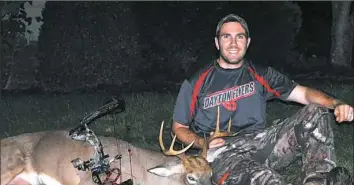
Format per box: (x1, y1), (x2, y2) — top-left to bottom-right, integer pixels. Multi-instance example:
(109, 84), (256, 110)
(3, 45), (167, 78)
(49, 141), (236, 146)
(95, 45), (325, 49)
(334, 104), (354, 123)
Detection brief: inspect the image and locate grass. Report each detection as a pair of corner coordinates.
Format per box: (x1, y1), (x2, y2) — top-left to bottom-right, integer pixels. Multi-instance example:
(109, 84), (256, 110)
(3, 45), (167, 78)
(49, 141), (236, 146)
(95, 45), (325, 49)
(0, 80), (352, 184)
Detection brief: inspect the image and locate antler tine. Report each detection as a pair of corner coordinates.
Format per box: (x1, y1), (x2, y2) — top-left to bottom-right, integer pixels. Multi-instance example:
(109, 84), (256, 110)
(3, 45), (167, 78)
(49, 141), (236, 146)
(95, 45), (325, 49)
(228, 117), (232, 132)
(202, 106), (232, 160)
(215, 106), (221, 133)
(159, 121), (194, 160)
(201, 136), (208, 159)
(209, 106), (232, 142)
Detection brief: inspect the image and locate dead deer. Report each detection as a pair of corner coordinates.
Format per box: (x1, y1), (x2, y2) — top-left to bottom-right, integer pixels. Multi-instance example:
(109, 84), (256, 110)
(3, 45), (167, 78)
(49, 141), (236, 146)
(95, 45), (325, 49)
(1, 107), (232, 185)
(147, 105), (233, 185)
(1, 129), (195, 185)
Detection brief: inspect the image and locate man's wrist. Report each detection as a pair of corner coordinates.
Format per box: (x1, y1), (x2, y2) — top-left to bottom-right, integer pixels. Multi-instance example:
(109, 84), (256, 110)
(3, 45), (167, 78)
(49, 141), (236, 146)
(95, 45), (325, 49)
(198, 137), (206, 147)
(332, 99), (345, 109)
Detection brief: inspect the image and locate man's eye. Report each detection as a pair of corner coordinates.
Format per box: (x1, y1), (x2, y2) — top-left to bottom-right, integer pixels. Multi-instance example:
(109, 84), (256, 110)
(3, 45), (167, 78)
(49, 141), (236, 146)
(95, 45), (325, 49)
(221, 35), (229, 39)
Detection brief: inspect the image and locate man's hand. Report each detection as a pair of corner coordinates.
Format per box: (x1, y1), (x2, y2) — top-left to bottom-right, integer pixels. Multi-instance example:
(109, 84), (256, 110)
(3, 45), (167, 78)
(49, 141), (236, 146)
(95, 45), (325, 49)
(172, 121), (205, 149)
(209, 138), (225, 148)
(208, 132), (226, 148)
(334, 104), (354, 123)
(287, 85), (353, 123)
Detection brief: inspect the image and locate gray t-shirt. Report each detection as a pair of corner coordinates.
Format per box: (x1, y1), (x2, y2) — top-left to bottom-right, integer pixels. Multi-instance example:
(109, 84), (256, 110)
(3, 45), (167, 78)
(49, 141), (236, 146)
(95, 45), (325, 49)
(173, 59), (298, 137)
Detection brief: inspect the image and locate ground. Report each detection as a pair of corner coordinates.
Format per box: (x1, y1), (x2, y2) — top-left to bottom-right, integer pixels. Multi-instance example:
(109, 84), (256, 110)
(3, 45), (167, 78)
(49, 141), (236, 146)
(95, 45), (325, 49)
(0, 79), (352, 185)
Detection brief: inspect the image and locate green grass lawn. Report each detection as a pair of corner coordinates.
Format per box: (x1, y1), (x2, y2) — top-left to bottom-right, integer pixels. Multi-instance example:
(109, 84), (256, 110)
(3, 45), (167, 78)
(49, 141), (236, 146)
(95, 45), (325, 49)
(0, 80), (352, 184)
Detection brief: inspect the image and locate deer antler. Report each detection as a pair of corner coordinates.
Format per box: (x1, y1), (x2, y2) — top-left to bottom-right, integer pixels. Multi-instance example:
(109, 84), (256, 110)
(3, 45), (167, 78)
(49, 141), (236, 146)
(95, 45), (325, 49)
(159, 121), (195, 161)
(210, 106), (232, 141)
(201, 105), (232, 159)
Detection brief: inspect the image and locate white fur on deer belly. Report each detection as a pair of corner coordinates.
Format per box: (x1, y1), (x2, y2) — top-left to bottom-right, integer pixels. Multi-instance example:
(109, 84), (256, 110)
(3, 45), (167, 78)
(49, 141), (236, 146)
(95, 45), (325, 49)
(16, 172), (63, 185)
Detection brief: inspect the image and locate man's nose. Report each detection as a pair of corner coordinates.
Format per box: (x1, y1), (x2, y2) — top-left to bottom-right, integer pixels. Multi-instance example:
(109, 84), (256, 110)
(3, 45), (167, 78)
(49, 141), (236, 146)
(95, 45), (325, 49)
(230, 37), (238, 46)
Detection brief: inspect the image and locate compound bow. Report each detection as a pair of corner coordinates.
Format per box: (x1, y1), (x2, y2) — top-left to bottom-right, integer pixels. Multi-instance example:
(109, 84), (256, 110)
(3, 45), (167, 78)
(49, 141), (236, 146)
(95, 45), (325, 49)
(69, 96), (133, 185)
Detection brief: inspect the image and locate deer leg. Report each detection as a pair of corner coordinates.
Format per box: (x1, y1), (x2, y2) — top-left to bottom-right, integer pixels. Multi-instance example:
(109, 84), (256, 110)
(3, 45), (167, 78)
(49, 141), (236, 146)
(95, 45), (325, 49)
(1, 142), (27, 185)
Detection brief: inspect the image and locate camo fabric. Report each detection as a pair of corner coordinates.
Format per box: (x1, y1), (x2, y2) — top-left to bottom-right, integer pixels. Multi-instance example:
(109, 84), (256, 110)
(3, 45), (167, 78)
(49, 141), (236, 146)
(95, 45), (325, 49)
(211, 103), (337, 185)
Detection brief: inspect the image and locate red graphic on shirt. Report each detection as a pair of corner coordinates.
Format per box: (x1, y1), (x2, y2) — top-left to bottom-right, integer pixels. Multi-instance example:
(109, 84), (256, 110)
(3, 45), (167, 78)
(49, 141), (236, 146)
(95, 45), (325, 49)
(222, 101), (237, 111)
(203, 81), (255, 110)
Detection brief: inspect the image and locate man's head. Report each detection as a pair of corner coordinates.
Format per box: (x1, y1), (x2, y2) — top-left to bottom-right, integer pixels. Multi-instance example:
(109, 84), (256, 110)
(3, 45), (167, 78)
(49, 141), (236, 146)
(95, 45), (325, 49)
(214, 14), (251, 68)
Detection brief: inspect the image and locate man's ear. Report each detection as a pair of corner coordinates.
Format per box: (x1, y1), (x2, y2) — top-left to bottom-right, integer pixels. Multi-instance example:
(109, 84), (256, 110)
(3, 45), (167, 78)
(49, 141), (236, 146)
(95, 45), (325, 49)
(147, 160), (185, 177)
(247, 37), (251, 48)
(214, 37), (220, 50)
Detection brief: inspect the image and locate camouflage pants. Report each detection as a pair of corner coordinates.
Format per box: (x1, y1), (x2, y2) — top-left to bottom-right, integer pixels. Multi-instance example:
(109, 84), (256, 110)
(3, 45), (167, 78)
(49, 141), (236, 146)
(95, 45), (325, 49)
(211, 103), (337, 185)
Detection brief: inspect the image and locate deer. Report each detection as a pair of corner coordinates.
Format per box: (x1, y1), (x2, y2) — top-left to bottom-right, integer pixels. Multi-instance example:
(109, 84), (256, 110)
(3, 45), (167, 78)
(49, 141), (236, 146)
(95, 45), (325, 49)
(148, 106), (233, 185)
(1, 102), (232, 185)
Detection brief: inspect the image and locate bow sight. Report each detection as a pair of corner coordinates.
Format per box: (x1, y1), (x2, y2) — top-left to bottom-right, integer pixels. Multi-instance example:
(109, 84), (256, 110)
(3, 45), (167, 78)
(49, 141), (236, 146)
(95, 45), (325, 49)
(69, 96), (133, 185)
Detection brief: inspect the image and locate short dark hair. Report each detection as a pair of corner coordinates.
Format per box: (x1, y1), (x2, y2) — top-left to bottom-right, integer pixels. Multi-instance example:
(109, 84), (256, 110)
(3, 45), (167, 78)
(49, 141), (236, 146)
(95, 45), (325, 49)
(215, 14), (250, 38)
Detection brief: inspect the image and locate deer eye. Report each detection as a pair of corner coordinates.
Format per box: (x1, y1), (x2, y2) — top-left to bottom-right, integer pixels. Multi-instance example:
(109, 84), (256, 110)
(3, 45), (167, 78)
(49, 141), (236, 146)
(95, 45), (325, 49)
(186, 174), (197, 183)
(188, 176), (195, 181)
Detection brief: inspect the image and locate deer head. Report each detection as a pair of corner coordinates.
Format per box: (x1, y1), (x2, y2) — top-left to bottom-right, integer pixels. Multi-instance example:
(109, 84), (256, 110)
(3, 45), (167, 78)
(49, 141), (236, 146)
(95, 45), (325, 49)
(148, 106), (232, 185)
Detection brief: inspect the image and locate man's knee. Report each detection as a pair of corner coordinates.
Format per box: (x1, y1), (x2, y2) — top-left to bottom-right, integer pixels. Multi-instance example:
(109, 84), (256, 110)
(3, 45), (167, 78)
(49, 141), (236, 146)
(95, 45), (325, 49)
(303, 103), (330, 115)
(295, 103), (334, 145)
(298, 103), (333, 127)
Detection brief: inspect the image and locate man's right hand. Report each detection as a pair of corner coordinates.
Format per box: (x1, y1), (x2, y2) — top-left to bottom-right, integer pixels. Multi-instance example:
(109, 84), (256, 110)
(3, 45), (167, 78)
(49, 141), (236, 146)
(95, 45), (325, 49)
(208, 132), (226, 148)
(173, 121), (206, 149)
(173, 121), (228, 149)
(208, 138), (225, 148)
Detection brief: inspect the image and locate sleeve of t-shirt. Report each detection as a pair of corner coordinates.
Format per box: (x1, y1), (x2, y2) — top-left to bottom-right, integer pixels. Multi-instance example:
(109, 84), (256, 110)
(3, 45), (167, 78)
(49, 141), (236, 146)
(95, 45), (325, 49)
(172, 79), (193, 126)
(262, 67), (298, 101)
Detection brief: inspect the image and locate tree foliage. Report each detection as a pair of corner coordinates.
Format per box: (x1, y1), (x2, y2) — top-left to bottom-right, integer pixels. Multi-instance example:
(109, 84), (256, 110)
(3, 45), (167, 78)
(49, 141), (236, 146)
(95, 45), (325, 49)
(38, 2), (143, 92)
(330, 1), (353, 68)
(135, 2), (302, 81)
(1, 1), (34, 47)
(1, 1), (36, 91)
(35, 2), (303, 92)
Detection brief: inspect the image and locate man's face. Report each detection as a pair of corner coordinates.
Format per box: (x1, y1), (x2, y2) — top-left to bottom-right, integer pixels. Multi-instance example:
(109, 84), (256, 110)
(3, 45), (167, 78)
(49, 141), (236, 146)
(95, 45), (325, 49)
(215, 22), (251, 65)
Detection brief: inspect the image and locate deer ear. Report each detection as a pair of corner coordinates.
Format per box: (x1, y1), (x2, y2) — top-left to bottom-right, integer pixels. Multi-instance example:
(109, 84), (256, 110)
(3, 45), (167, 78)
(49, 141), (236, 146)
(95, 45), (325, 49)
(147, 160), (185, 177)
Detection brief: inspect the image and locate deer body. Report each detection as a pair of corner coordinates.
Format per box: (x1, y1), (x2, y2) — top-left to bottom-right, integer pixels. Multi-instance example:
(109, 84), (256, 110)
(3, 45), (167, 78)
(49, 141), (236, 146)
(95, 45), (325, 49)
(1, 130), (187, 185)
(1, 105), (231, 185)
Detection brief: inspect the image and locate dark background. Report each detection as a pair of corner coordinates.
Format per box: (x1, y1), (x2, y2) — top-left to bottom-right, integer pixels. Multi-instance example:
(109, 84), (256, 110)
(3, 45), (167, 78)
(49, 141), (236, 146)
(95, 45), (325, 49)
(1, 3), (353, 182)
(1, 1), (353, 95)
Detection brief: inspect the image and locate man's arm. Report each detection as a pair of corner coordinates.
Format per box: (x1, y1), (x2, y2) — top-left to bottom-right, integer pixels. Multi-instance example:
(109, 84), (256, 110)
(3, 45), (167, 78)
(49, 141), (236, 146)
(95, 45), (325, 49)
(259, 66), (352, 123)
(286, 85), (343, 109)
(287, 85), (353, 122)
(172, 79), (205, 149)
(172, 121), (205, 149)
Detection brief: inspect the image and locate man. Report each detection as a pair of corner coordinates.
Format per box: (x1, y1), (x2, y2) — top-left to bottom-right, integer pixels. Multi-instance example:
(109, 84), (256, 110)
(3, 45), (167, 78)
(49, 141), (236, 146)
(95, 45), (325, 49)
(171, 14), (353, 185)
